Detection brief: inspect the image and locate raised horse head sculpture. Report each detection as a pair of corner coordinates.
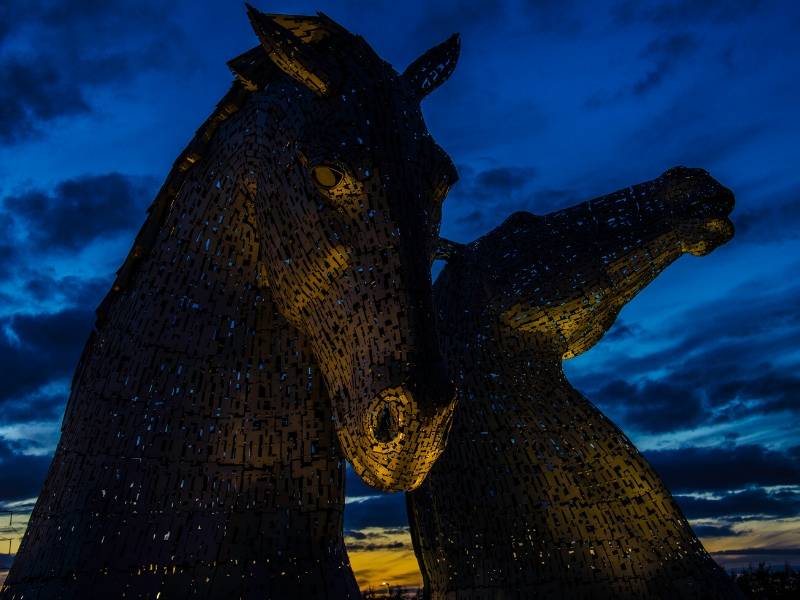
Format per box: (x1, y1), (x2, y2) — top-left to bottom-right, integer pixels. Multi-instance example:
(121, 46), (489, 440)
(409, 167), (741, 598)
(241, 7), (459, 491)
(2, 8), (460, 599)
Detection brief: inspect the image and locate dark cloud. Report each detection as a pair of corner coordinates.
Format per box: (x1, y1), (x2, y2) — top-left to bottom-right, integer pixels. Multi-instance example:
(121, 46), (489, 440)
(0, 439), (52, 504)
(1, 173), (152, 252)
(346, 466), (384, 498)
(344, 470), (409, 530)
(0, 58), (92, 143)
(347, 541), (407, 551)
(527, 188), (580, 215)
(707, 371), (800, 421)
(712, 547), (800, 556)
(475, 167), (536, 194)
(0, 2), (10, 44)
(571, 274), (800, 432)
(344, 529), (369, 540)
(594, 379), (706, 433)
(692, 524), (746, 537)
(517, 0), (585, 34)
(0, 214), (17, 278)
(632, 33), (698, 96)
(344, 494), (408, 530)
(620, 95), (766, 169)
(735, 186), (800, 244)
(612, 0), (763, 26)
(0, 0), (186, 144)
(21, 275), (110, 307)
(586, 32), (699, 107)
(414, 0), (511, 37)
(455, 209), (483, 226)
(0, 390), (66, 426)
(0, 307), (95, 406)
(413, 0), (583, 39)
(603, 320), (643, 342)
(446, 165), (541, 238)
(645, 445), (800, 493)
(675, 487), (800, 520)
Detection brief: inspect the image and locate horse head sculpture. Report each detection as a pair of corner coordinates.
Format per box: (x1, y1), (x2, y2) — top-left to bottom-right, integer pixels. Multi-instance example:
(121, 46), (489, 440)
(410, 167), (739, 597)
(465, 167), (734, 358)
(236, 7), (461, 490)
(2, 10), (462, 598)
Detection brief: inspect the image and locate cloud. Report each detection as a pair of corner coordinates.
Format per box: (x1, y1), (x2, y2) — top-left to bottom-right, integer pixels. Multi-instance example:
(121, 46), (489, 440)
(645, 445), (800, 493)
(612, 0), (763, 27)
(344, 493), (408, 530)
(571, 271), (800, 436)
(0, 57), (93, 144)
(632, 33), (698, 96)
(735, 186), (800, 244)
(692, 523), (745, 537)
(603, 319), (643, 342)
(712, 547), (800, 556)
(0, 0), (186, 144)
(413, 0), (584, 39)
(0, 389), (67, 427)
(0, 307), (95, 407)
(707, 372), (800, 421)
(344, 529), (369, 540)
(1, 173), (152, 252)
(0, 438), (51, 504)
(594, 379), (706, 433)
(585, 31), (699, 108)
(526, 188), (581, 215)
(344, 467), (410, 530)
(445, 165), (543, 238)
(474, 166), (536, 194)
(676, 487), (800, 520)
(619, 91), (766, 169)
(347, 540), (407, 551)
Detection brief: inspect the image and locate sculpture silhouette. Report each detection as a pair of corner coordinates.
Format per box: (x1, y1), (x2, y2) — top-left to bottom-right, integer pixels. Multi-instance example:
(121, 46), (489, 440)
(2, 8), (460, 598)
(409, 168), (741, 598)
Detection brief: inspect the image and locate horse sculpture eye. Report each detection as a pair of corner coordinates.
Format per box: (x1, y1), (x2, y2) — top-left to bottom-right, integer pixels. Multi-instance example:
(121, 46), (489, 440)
(311, 164), (344, 189)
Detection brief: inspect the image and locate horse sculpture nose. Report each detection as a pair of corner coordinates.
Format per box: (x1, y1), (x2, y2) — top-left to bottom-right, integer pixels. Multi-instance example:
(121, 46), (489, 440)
(368, 365), (455, 447)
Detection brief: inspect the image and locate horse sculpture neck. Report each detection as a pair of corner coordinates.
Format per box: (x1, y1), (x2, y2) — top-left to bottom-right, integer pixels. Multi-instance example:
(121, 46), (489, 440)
(3, 82), (360, 599)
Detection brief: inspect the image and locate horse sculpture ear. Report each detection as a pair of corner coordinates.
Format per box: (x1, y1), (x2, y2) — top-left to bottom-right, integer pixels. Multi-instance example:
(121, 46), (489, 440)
(403, 33), (461, 101)
(245, 4), (343, 96)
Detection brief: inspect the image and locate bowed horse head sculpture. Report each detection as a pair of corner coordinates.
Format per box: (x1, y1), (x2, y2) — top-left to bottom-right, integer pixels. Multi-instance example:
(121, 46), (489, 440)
(244, 7), (461, 490)
(3, 9), (462, 598)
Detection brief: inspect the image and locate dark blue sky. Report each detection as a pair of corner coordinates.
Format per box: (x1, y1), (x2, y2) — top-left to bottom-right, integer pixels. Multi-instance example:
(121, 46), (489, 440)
(1, 0), (799, 576)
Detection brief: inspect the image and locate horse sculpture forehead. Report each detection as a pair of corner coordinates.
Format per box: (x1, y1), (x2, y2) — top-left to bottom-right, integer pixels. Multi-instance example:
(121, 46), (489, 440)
(228, 21), (459, 185)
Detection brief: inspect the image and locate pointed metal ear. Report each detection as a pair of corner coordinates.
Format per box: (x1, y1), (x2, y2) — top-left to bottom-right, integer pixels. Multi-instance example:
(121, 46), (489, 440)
(402, 33), (460, 101)
(245, 4), (337, 96)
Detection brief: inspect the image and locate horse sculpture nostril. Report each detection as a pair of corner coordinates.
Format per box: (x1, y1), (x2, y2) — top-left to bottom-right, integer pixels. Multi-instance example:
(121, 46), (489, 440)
(369, 388), (408, 445)
(374, 402), (399, 443)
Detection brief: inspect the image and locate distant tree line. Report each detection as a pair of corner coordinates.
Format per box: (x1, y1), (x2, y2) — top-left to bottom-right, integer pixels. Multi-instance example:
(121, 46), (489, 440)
(361, 564), (800, 599)
(733, 563), (800, 599)
(362, 585), (422, 599)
